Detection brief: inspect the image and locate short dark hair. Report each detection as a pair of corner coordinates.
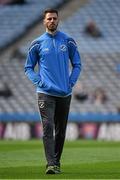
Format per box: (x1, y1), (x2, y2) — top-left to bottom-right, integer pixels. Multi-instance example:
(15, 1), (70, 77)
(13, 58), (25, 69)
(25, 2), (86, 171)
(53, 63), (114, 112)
(43, 8), (58, 18)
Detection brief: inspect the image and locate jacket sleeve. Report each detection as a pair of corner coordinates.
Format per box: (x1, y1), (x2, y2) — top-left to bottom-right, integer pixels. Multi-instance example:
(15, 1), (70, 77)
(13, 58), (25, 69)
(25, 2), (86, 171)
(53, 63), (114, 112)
(24, 41), (43, 87)
(68, 38), (82, 87)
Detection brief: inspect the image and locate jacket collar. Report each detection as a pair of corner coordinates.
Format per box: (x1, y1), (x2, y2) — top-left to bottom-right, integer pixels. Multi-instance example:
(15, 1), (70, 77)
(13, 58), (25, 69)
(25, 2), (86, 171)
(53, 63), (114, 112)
(45, 31), (59, 38)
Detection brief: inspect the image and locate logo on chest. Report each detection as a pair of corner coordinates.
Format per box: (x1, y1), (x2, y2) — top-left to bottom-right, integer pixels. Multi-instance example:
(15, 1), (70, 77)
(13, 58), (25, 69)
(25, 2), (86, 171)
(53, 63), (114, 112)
(60, 44), (67, 52)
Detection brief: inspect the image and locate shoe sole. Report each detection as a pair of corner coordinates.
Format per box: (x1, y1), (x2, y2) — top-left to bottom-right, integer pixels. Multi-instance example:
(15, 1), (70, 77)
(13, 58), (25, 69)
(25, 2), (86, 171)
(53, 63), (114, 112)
(55, 170), (61, 174)
(46, 169), (56, 174)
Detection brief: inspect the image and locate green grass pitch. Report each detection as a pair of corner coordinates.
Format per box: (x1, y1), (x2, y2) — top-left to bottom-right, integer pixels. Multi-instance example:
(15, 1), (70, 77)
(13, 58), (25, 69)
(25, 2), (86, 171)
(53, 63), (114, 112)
(0, 140), (120, 179)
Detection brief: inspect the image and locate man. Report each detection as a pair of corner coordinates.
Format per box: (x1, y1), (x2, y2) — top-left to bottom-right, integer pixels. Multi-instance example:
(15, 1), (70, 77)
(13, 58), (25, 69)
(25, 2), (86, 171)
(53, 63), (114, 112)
(25, 9), (81, 174)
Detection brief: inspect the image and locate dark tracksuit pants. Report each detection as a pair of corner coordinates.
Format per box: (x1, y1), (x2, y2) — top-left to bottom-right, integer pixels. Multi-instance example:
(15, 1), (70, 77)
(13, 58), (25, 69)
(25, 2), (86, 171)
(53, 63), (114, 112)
(38, 93), (71, 167)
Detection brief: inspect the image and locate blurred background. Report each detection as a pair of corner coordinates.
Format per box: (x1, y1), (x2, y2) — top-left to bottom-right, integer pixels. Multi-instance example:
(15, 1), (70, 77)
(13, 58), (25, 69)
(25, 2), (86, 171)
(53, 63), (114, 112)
(0, 0), (120, 141)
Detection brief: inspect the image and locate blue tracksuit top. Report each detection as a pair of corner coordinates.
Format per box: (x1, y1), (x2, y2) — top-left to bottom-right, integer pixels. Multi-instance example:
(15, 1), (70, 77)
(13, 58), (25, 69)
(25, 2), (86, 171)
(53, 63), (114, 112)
(25, 31), (82, 97)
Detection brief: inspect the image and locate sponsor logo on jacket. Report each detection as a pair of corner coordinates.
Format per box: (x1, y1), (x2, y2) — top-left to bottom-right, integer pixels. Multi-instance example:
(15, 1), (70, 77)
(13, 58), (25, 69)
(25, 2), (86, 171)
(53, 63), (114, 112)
(60, 44), (67, 51)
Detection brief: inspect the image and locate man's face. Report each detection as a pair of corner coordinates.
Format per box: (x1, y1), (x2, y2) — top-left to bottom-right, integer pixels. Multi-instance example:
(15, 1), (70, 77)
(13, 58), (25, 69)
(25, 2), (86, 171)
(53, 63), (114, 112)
(44, 12), (59, 32)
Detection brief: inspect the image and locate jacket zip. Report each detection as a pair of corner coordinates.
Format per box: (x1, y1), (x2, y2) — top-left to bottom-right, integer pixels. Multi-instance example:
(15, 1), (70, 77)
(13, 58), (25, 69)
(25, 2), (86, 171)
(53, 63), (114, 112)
(53, 38), (56, 48)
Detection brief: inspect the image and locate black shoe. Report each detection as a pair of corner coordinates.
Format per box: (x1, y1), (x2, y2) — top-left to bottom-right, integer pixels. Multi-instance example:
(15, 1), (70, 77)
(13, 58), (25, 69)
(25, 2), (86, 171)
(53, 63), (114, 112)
(54, 165), (61, 174)
(46, 165), (56, 174)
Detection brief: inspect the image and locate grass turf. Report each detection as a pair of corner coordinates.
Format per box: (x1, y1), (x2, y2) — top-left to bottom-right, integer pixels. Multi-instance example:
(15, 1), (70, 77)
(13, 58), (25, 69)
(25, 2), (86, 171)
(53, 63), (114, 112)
(0, 140), (120, 179)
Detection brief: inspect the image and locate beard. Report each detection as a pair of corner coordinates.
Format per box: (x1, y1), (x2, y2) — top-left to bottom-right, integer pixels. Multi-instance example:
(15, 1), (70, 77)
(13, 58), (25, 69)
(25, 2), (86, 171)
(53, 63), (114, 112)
(47, 23), (58, 32)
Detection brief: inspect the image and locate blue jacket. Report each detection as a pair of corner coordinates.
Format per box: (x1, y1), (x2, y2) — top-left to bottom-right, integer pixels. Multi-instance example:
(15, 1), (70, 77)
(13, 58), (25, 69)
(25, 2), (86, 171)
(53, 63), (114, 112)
(25, 31), (81, 97)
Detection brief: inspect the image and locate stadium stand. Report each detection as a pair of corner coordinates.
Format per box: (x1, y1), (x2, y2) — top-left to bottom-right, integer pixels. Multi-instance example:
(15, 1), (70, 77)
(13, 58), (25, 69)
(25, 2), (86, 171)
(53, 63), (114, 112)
(0, 0), (120, 122)
(0, 0), (26, 5)
(60, 0), (120, 53)
(0, 0), (65, 50)
(59, 0), (120, 116)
